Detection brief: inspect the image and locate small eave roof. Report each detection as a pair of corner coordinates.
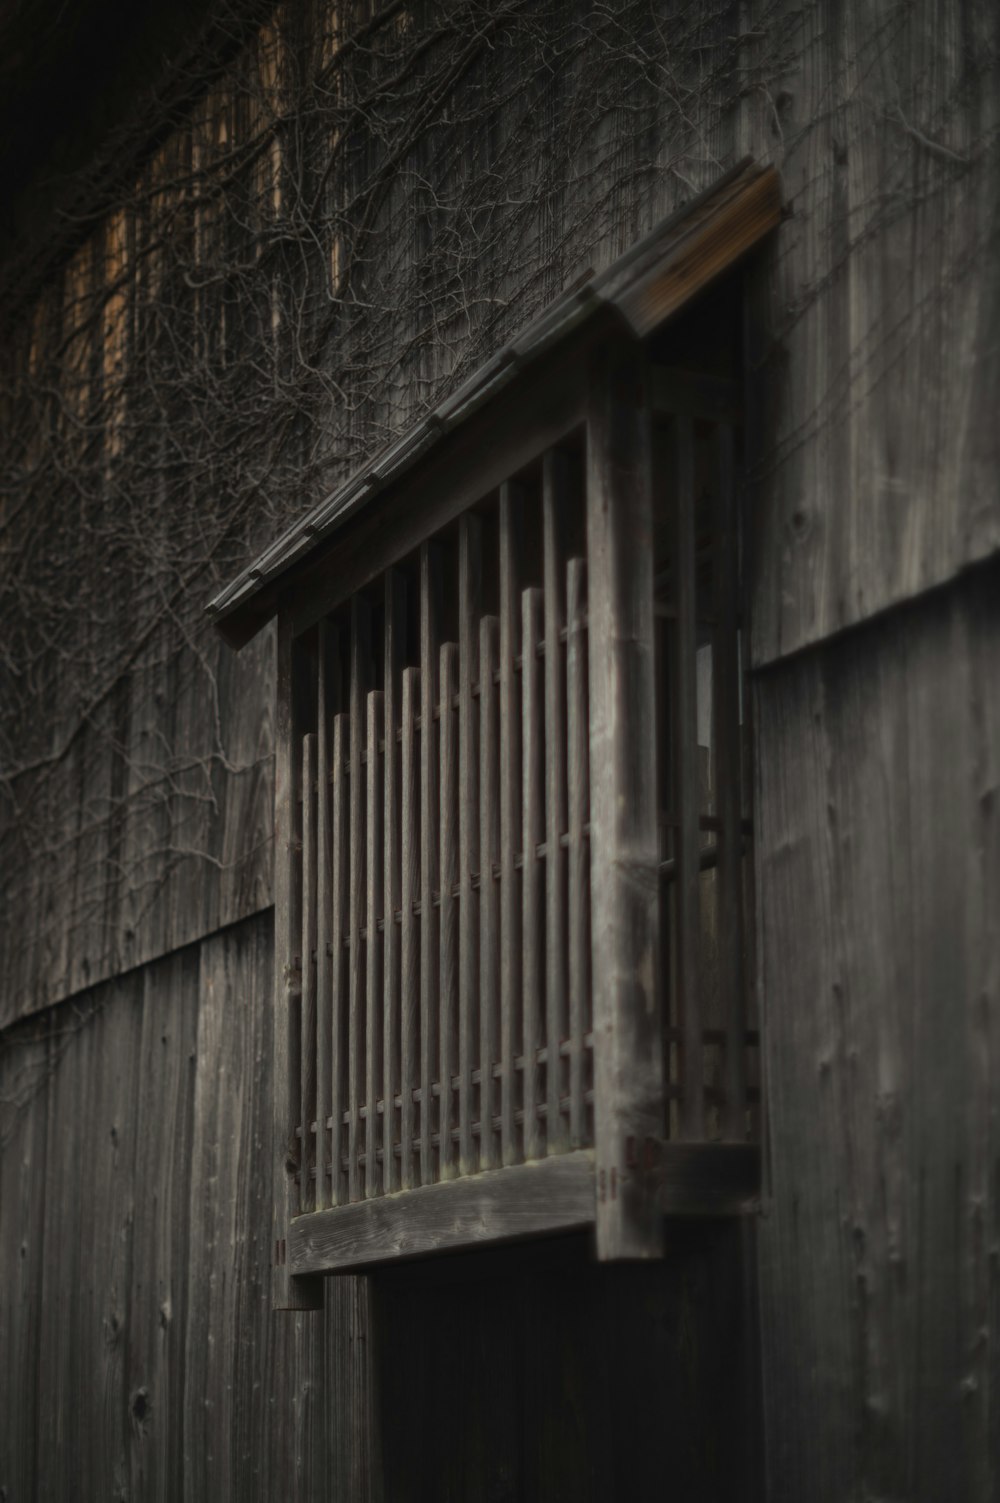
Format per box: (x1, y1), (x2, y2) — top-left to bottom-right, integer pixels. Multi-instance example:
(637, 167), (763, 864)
(207, 157), (780, 648)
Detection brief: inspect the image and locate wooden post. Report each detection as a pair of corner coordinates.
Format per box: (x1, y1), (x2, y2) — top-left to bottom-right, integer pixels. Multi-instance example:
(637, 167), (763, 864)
(586, 335), (665, 1259)
(365, 690), (384, 1199)
(479, 615), (501, 1171)
(272, 614), (322, 1308)
(566, 557), (590, 1149)
(419, 542), (442, 1186)
(458, 515), (482, 1174)
(316, 621), (339, 1211)
(438, 641), (460, 1180)
(383, 570), (406, 1193)
(301, 732), (318, 1214)
(543, 451), (569, 1154)
(400, 667), (420, 1190)
(521, 587), (545, 1162)
(349, 596), (373, 1202)
(330, 712), (349, 1207)
(498, 483), (523, 1166)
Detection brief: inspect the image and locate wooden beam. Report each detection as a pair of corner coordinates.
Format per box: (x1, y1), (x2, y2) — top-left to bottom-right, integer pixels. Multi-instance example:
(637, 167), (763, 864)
(586, 334), (665, 1259)
(272, 615), (323, 1309)
(288, 1152), (596, 1275)
(286, 1143), (759, 1276)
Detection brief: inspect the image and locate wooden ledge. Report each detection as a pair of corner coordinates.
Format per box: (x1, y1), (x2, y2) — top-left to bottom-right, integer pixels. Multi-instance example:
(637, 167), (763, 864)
(287, 1143), (760, 1277)
(288, 1151), (596, 1276)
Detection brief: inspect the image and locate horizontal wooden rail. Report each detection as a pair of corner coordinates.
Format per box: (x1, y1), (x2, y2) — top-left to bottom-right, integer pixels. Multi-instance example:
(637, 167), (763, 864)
(287, 1144), (760, 1275)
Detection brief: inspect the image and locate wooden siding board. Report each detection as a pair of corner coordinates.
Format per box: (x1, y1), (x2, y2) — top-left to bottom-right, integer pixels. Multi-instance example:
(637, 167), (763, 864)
(0, 1023), (50, 1503)
(0, 622), (276, 1030)
(756, 562), (1000, 1502)
(125, 946), (199, 1503)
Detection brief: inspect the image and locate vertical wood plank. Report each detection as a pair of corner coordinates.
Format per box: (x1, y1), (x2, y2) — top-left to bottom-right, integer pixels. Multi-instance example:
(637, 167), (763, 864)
(331, 712), (349, 1207)
(316, 622), (338, 1210)
(301, 731), (318, 1214)
(383, 570), (406, 1193)
(714, 423), (746, 1141)
(587, 336), (665, 1258)
(419, 542), (442, 1185)
(349, 596), (373, 1203)
(521, 586), (545, 1163)
(458, 514), (482, 1174)
(400, 666), (420, 1191)
(499, 483), (523, 1165)
(566, 557), (590, 1148)
(439, 641), (460, 1180)
(272, 616), (322, 1306)
(674, 415), (704, 1141)
(366, 689), (385, 1199)
(479, 614), (501, 1171)
(543, 450), (570, 1154)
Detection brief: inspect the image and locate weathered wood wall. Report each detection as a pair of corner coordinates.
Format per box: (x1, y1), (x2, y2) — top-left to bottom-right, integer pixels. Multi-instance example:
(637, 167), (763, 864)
(1, 0), (998, 1496)
(0, 912), (333, 1502)
(0, 908), (760, 1502)
(754, 558), (1000, 1501)
(0, 625), (274, 1033)
(3, 0), (998, 1027)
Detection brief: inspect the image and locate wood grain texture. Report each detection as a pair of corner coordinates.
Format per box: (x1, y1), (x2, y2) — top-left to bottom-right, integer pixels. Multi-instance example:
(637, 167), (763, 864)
(566, 557), (590, 1148)
(746, 3), (1000, 666)
(543, 451), (569, 1155)
(458, 514), (482, 1175)
(520, 587), (545, 1163)
(273, 617), (322, 1307)
(0, 913), (359, 1503)
(586, 336), (665, 1258)
(289, 1152), (596, 1275)
(755, 561), (1000, 1502)
(0, 621), (276, 1030)
(498, 483), (523, 1167)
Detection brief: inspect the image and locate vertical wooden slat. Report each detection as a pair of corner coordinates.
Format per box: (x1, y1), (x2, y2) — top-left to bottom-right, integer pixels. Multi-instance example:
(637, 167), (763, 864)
(419, 542), (442, 1185)
(438, 641), (460, 1180)
(272, 616), (321, 1307)
(349, 596), (373, 1202)
(674, 415), (704, 1142)
(301, 731), (318, 1214)
(366, 690), (385, 1199)
(543, 450), (569, 1153)
(330, 712), (349, 1207)
(714, 424), (745, 1140)
(383, 570), (406, 1192)
(499, 483), (523, 1165)
(316, 623), (338, 1211)
(479, 614), (501, 1171)
(458, 514), (482, 1174)
(521, 586), (545, 1162)
(587, 336), (665, 1258)
(400, 666), (420, 1191)
(566, 557), (589, 1148)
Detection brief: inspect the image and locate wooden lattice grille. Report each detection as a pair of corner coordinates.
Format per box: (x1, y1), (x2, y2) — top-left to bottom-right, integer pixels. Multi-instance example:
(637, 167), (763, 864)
(288, 444), (594, 1212)
(278, 355), (759, 1264)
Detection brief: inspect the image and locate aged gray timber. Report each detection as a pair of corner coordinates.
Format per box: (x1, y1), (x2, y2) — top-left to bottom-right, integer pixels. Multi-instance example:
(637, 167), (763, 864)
(288, 1152), (597, 1275)
(274, 618), (322, 1309)
(0, 912), (374, 1503)
(0, 623), (275, 1029)
(755, 561), (1000, 1502)
(586, 336), (665, 1258)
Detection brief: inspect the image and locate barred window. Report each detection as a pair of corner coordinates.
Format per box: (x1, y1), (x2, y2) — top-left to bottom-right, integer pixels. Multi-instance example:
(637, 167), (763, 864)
(207, 159), (780, 1300)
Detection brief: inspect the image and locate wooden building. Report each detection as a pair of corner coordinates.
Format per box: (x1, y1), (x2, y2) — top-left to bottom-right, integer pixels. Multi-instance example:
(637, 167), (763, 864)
(1, 2), (998, 1500)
